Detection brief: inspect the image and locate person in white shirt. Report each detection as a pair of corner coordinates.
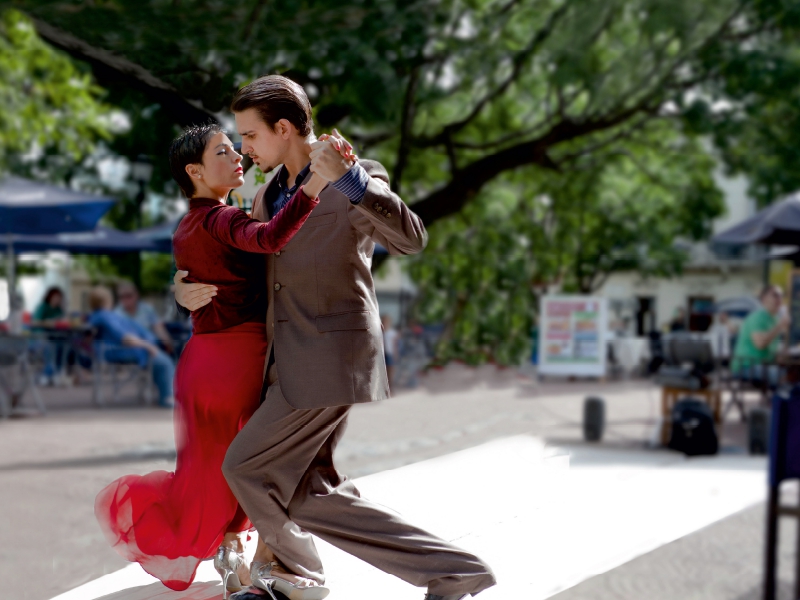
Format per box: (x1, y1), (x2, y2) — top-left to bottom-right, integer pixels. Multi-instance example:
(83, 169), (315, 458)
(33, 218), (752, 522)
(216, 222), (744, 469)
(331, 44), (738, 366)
(382, 314), (399, 394)
(710, 311), (733, 364)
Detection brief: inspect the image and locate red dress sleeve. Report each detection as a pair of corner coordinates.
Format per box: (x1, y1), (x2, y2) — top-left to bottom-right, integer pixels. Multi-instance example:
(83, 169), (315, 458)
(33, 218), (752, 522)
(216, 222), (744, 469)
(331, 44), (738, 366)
(202, 186), (319, 253)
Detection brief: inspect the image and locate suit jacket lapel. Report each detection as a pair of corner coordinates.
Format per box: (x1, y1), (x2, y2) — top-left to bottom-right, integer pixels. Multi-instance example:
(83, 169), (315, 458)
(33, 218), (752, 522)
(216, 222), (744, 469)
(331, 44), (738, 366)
(252, 170), (281, 222)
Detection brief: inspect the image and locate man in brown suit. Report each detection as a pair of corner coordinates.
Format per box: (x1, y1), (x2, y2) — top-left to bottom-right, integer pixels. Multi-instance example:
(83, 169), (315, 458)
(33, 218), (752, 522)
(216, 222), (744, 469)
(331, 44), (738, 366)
(175, 75), (495, 600)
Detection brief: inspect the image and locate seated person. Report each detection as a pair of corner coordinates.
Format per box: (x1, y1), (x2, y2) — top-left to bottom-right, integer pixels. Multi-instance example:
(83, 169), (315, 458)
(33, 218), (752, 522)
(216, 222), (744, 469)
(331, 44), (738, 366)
(88, 286), (175, 408)
(32, 286), (65, 324)
(731, 285), (790, 387)
(115, 281), (175, 354)
(31, 286), (68, 384)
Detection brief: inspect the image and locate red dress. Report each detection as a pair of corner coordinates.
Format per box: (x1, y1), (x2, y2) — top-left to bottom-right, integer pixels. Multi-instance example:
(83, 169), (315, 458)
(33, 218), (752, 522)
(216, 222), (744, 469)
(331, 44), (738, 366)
(94, 187), (318, 590)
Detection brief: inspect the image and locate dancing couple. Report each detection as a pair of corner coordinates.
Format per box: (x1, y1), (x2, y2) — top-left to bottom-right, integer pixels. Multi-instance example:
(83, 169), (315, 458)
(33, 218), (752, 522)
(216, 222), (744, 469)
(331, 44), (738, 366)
(95, 75), (495, 600)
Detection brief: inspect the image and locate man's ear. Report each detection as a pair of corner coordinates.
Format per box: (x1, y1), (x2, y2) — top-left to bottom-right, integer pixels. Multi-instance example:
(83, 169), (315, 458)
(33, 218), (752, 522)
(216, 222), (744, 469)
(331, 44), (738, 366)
(185, 162), (202, 180)
(277, 118), (296, 139)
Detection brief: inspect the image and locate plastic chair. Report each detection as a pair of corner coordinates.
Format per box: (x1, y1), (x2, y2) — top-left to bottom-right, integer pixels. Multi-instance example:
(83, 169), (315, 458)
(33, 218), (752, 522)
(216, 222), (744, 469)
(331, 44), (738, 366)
(764, 387), (800, 600)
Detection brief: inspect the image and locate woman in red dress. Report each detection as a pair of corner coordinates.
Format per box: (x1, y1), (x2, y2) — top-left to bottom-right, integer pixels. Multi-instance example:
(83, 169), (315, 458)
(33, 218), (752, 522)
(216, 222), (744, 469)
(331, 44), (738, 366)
(94, 124), (338, 598)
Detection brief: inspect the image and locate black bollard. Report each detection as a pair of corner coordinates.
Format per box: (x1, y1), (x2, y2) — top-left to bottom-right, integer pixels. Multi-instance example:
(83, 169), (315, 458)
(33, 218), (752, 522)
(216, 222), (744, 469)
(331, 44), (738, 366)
(583, 396), (605, 442)
(748, 406), (770, 455)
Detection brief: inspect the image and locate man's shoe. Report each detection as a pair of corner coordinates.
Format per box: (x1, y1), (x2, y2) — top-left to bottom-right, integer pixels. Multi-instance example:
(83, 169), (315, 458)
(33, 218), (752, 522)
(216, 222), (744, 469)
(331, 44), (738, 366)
(424, 595), (469, 600)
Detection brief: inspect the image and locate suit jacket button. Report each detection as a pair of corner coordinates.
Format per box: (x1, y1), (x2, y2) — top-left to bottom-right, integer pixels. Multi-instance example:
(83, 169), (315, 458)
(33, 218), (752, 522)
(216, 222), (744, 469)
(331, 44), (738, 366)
(373, 202), (381, 210)
(386, 213), (391, 218)
(274, 283), (281, 291)
(275, 251), (281, 256)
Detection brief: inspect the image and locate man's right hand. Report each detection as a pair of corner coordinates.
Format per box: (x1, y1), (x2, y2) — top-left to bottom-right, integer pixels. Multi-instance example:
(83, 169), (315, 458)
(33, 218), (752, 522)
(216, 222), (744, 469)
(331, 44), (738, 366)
(174, 270), (217, 311)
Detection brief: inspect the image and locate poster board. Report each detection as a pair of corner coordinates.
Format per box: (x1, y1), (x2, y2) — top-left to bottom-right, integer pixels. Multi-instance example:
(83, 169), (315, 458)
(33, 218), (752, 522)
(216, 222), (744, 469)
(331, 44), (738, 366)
(538, 295), (607, 377)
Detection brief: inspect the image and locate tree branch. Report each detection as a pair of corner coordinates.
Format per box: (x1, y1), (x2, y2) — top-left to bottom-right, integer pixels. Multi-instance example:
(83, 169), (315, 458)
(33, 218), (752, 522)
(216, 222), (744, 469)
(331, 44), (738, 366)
(30, 17), (218, 127)
(392, 64), (422, 193)
(412, 105), (652, 225)
(242, 1), (267, 43)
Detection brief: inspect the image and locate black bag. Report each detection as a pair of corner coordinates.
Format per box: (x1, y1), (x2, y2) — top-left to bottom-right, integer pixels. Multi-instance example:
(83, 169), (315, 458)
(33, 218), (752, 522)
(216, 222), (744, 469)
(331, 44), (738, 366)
(667, 398), (718, 456)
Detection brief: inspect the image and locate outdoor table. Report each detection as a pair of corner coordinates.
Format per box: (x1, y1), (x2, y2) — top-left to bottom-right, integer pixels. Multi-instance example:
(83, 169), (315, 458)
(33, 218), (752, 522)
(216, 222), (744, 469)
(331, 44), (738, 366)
(660, 386), (722, 446)
(28, 322), (93, 378)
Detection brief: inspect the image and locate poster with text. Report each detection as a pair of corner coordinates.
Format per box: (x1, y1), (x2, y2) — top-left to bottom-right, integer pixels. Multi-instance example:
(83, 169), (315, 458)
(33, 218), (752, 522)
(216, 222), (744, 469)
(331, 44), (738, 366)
(538, 295), (607, 377)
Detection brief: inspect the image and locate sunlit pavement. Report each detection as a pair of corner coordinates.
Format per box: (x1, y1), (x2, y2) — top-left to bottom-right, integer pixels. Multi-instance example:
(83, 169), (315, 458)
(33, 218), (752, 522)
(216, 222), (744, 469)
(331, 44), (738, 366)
(0, 372), (793, 600)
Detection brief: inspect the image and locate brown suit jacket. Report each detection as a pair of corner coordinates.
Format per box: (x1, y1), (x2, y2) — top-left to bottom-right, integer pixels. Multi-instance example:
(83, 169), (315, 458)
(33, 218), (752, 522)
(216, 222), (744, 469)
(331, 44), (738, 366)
(250, 159), (427, 409)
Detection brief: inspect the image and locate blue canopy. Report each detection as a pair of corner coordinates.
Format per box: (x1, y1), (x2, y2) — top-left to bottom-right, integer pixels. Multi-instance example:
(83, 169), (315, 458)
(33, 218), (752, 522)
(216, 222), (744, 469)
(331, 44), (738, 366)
(133, 218), (180, 253)
(130, 216), (390, 255)
(0, 176), (116, 235)
(11, 226), (162, 254)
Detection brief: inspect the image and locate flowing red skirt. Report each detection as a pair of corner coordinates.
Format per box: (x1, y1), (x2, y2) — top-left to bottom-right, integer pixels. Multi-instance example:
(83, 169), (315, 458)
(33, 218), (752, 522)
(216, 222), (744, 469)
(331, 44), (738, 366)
(95, 321), (267, 590)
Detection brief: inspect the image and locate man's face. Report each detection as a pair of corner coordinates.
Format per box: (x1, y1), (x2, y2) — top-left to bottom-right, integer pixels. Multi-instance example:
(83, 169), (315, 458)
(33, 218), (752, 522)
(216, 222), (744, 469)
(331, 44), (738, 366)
(235, 108), (289, 172)
(118, 287), (138, 312)
(763, 288), (783, 314)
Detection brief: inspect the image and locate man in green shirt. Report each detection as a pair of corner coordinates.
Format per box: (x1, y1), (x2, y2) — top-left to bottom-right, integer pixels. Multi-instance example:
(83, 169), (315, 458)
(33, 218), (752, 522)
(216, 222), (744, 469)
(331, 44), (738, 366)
(732, 285), (790, 385)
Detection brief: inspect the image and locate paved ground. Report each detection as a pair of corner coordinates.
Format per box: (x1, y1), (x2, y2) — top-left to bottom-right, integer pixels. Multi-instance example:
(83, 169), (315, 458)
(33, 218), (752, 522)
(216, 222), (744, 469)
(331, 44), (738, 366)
(0, 368), (792, 600)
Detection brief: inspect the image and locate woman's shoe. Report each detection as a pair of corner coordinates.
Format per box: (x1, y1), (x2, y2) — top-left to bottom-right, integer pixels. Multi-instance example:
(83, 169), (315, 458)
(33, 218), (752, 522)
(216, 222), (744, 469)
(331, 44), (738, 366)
(250, 561), (330, 600)
(214, 546), (250, 599)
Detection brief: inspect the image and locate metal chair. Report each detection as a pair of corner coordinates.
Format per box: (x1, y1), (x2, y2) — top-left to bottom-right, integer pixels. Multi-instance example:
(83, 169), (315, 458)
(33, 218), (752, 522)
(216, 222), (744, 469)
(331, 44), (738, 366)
(78, 334), (154, 406)
(0, 335), (46, 418)
(764, 387), (800, 600)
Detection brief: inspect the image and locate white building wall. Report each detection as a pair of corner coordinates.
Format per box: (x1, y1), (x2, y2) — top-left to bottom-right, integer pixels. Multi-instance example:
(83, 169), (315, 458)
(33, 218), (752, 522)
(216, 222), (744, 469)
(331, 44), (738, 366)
(598, 267), (762, 331)
(711, 169), (756, 235)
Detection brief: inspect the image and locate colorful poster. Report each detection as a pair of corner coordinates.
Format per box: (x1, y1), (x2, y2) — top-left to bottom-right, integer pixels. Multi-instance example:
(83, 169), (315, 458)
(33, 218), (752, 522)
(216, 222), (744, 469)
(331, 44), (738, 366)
(538, 295), (607, 376)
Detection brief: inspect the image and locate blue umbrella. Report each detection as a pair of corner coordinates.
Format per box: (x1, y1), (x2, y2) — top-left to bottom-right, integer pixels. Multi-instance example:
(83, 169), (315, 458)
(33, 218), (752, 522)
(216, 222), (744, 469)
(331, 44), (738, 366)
(133, 218), (181, 253)
(0, 176), (115, 235)
(131, 217), (391, 255)
(712, 192), (800, 246)
(11, 226), (161, 254)
(1, 176), (117, 313)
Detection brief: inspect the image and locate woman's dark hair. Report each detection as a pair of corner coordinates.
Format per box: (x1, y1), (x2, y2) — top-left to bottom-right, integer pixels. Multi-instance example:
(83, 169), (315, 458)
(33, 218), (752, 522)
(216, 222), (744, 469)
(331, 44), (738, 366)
(43, 286), (63, 305)
(230, 75), (313, 136)
(169, 123), (224, 198)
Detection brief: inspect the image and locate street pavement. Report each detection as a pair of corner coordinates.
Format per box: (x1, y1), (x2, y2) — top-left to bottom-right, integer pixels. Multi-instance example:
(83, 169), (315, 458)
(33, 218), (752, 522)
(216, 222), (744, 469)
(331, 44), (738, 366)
(0, 369), (794, 600)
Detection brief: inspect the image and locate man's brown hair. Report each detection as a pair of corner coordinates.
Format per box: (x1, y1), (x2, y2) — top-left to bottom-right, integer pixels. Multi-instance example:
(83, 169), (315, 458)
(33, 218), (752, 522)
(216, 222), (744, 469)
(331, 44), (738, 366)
(88, 286), (113, 311)
(230, 75), (313, 136)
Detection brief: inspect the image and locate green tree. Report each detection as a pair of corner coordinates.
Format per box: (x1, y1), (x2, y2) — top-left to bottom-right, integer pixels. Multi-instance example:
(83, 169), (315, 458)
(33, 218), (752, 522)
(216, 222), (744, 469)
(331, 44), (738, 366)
(409, 126), (723, 365)
(669, 0), (800, 205)
(3, 0), (780, 218)
(0, 9), (111, 170)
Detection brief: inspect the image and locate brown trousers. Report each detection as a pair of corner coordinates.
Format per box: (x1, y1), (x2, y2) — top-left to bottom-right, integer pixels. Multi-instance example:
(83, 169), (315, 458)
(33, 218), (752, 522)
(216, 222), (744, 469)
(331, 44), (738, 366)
(222, 379), (496, 597)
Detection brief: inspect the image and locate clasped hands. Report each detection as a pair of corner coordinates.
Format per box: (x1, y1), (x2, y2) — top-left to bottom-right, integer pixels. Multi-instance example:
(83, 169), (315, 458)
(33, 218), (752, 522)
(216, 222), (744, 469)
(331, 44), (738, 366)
(308, 128), (357, 182)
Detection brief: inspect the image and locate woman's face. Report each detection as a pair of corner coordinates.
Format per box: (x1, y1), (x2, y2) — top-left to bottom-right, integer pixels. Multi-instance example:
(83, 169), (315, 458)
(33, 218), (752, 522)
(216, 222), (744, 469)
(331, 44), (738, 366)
(49, 292), (62, 307)
(189, 132), (244, 197)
